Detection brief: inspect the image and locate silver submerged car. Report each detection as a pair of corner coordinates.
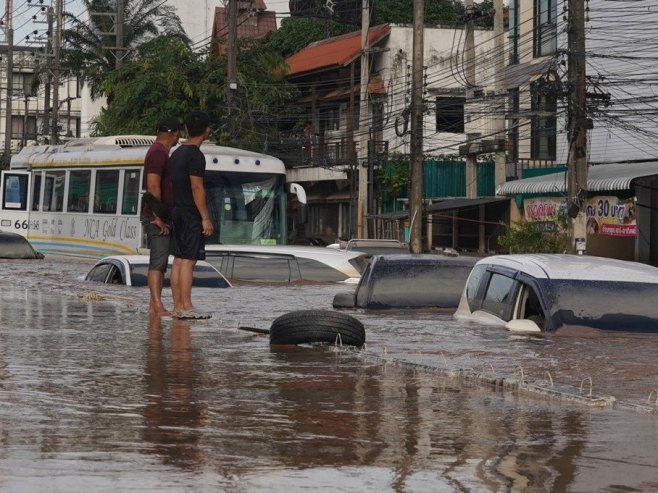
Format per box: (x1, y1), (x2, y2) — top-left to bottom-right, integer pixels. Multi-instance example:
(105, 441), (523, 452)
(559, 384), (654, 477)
(85, 255), (231, 288)
(454, 254), (658, 334)
(204, 245), (365, 283)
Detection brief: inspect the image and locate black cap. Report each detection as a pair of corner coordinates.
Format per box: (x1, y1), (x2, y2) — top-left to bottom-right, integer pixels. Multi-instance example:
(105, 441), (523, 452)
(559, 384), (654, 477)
(156, 116), (182, 133)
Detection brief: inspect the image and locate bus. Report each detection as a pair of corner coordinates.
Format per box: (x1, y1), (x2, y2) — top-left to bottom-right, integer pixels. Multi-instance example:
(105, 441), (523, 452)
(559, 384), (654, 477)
(0, 136), (306, 257)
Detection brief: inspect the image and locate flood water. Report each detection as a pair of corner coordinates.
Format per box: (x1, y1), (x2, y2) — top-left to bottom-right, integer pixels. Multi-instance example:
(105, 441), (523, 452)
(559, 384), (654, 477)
(0, 255), (657, 492)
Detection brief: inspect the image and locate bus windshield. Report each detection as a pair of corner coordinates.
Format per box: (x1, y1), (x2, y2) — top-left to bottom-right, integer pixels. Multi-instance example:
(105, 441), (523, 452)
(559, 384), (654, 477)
(205, 171), (285, 245)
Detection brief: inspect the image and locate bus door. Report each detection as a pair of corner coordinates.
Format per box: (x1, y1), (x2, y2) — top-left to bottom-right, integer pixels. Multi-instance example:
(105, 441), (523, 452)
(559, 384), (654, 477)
(0, 170), (32, 237)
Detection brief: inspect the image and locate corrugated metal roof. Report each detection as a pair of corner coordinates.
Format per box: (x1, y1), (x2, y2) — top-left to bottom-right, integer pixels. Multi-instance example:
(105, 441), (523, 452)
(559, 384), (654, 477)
(497, 161), (658, 196)
(285, 24), (391, 77)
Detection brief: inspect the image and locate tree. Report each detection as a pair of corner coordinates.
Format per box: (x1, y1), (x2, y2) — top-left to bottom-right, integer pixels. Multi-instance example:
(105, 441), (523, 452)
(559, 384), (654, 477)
(62, 0), (189, 101)
(266, 16), (353, 59)
(94, 36), (300, 151)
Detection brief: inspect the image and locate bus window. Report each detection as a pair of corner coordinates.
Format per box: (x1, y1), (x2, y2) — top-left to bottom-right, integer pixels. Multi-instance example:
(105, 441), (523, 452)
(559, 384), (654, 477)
(121, 170), (140, 215)
(67, 170), (91, 212)
(44, 171), (65, 212)
(94, 170), (119, 214)
(31, 173), (42, 211)
(2, 173), (29, 210)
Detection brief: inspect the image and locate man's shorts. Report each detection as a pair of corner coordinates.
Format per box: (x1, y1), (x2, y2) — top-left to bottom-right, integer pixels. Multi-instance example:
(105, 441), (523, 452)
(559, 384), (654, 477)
(141, 217), (170, 273)
(170, 208), (206, 261)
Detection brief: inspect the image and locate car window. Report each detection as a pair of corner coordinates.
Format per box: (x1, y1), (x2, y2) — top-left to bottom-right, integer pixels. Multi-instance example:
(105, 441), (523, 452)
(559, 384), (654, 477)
(191, 264), (231, 288)
(297, 258), (351, 282)
(0, 235), (39, 259)
(86, 263), (112, 282)
(465, 264), (488, 311)
(516, 284), (546, 329)
(355, 263), (373, 307)
(481, 273), (518, 321)
(230, 255), (299, 282)
(130, 264), (149, 287)
(108, 266), (124, 284)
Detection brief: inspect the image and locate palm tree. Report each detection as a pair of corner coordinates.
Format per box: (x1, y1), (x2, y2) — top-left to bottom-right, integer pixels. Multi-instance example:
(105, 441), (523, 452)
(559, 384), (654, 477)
(63, 0), (190, 100)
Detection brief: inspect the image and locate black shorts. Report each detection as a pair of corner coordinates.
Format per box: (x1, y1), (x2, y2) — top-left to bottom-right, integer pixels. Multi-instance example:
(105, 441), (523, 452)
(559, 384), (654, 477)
(170, 208), (206, 260)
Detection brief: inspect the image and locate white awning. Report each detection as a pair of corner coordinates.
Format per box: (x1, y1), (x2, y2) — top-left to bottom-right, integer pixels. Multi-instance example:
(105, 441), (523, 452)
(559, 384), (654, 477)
(497, 161), (658, 196)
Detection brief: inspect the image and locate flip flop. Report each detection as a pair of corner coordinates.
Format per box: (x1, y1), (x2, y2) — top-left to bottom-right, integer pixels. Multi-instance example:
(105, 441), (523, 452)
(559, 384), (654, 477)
(173, 310), (212, 320)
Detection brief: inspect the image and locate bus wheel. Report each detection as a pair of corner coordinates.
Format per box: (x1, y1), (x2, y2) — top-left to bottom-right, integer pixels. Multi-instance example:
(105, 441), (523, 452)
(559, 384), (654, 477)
(269, 310), (365, 347)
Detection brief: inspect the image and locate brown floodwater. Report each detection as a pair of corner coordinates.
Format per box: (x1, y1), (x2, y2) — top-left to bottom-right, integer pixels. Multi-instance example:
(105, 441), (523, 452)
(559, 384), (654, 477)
(0, 255), (657, 492)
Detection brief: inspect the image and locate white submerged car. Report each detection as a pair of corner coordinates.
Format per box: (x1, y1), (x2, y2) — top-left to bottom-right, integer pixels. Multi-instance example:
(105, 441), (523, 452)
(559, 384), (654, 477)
(204, 245), (366, 283)
(453, 254), (658, 334)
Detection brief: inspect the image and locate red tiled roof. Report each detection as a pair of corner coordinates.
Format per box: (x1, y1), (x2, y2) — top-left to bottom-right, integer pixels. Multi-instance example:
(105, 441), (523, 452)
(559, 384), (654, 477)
(285, 24), (391, 77)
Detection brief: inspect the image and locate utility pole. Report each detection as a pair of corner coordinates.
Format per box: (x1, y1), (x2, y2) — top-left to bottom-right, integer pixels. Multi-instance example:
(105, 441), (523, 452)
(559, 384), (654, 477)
(3, 0), (13, 158)
(227, 0), (238, 112)
(50, 0), (62, 144)
(408, 0), (424, 253)
(464, 0), (477, 199)
(567, 0), (588, 254)
(43, 6), (53, 139)
(493, 0), (506, 189)
(356, 0), (370, 238)
(116, 0), (124, 69)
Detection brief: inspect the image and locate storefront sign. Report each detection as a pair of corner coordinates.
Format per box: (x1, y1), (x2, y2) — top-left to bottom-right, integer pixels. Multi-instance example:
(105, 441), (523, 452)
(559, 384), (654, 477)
(524, 197), (564, 231)
(585, 196), (636, 237)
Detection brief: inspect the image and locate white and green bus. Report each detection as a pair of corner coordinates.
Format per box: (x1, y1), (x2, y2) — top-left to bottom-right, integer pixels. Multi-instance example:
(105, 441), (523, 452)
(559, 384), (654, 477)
(0, 136), (305, 257)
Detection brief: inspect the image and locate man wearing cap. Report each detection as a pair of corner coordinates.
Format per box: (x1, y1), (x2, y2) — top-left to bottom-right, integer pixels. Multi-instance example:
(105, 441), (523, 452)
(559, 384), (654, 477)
(142, 116), (182, 316)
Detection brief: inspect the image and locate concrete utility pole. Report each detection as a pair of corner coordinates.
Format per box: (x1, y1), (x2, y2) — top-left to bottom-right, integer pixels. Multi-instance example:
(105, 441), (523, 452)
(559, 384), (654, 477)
(50, 0), (62, 144)
(227, 0), (238, 109)
(566, 0), (588, 254)
(408, 0), (424, 253)
(356, 0), (370, 238)
(493, 0), (506, 188)
(3, 0), (13, 157)
(43, 6), (53, 139)
(116, 0), (124, 69)
(464, 0), (477, 198)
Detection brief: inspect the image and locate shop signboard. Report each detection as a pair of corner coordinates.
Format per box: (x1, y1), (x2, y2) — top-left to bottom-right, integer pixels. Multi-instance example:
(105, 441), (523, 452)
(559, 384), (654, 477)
(585, 196), (636, 237)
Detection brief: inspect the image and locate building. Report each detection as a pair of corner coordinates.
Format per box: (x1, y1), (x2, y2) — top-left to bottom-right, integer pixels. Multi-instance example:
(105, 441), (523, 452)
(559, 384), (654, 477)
(273, 23), (506, 250)
(0, 45), (82, 153)
(501, 0), (658, 263)
(212, 0), (277, 56)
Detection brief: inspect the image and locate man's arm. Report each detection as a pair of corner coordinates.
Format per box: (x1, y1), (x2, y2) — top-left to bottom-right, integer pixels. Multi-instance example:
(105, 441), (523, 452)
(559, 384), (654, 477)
(190, 175), (214, 237)
(145, 172), (170, 234)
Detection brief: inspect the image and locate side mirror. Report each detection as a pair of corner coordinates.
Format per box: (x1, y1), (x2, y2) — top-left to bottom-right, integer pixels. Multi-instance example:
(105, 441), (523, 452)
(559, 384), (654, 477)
(332, 291), (356, 308)
(505, 319), (542, 334)
(289, 182), (307, 205)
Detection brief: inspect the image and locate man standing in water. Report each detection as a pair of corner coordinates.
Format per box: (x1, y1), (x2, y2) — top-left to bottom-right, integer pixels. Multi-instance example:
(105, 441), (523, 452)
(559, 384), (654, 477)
(169, 111), (214, 319)
(142, 116), (182, 316)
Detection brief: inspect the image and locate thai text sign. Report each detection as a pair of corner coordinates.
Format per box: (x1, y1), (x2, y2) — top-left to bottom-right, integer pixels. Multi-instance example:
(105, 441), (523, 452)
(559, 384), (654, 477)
(585, 196), (636, 237)
(524, 197), (563, 222)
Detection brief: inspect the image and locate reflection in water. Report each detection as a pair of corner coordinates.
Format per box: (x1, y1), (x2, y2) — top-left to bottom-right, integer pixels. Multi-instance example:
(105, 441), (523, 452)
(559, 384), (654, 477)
(143, 316), (206, 469)
(0, 258), (657, 491)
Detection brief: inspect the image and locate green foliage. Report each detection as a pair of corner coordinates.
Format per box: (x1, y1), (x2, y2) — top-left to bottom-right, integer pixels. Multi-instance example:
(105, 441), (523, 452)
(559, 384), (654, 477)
(266, 17), (353, 59)
(497, 219), (568, 254)
(379, 153), (410, 196)
(374, 0), (462, 25)
(93, 36), (300, 150)
(62, 0), (189, 101)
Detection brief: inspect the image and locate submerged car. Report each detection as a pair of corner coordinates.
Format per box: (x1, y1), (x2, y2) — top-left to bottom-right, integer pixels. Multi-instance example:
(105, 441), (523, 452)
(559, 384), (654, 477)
(454, 254), (658, 333)
(204, 245), (365, 283)
(343, 238), (409, 258)
(85, 255), (231, 288)
(0, 230), (44, 259)
(333, 254), (479, 309)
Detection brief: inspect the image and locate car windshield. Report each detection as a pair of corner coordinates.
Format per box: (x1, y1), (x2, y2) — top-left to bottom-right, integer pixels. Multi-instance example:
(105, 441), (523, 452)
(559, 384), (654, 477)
(547, 280), (658, 331)
(0, 234), (39, 259)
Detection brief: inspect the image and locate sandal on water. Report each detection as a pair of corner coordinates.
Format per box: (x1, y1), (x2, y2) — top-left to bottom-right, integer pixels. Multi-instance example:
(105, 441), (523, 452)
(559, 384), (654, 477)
(173, 310), (212, 320)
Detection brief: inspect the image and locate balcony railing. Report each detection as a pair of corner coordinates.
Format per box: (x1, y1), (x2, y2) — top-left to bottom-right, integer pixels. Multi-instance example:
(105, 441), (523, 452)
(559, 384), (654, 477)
(268, 133), (388, 169)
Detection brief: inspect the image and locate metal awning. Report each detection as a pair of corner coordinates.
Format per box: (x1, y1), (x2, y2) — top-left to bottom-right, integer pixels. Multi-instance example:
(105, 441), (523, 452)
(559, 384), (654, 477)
(370, 197), (508, 220)
(497, 161), (658, 196)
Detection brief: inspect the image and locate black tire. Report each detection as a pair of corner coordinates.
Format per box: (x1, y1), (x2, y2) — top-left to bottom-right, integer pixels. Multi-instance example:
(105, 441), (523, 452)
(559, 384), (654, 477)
(269, 310), (366, 347)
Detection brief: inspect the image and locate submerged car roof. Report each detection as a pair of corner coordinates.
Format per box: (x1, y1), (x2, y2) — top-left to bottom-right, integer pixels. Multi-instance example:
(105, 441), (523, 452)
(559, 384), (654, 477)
(477, 254), (658, 283)
(204, 244), (365, 259)
(369, 253), (478, 266)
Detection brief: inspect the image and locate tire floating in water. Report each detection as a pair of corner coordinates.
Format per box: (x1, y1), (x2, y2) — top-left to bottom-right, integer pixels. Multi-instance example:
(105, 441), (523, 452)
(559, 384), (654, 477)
(269, 310), (366, 347)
